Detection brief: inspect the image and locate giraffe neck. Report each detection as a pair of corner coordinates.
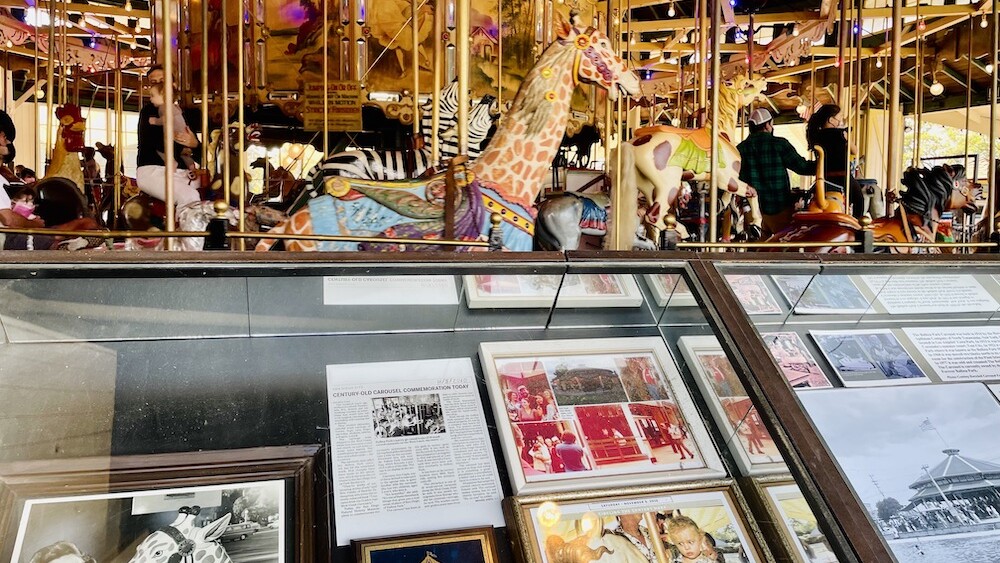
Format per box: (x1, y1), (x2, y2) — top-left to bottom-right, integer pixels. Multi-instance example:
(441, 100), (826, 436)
(470, 41), (578, 210)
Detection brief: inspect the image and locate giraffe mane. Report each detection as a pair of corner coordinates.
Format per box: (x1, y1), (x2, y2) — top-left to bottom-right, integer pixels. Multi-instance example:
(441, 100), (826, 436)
(507, 43), (576, 137)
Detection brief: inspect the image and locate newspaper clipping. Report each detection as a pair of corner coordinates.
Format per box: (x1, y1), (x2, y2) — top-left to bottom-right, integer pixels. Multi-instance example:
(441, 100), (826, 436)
(327, 358), (504, 545)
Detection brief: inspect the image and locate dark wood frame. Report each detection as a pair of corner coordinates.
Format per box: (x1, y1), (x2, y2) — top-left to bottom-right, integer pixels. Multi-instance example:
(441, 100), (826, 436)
(353, 526), (499, 563)
(0, 445), (327, 563)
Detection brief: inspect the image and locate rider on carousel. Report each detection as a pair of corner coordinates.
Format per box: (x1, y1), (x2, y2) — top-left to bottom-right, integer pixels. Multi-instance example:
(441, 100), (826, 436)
(0, 110), (45, 231)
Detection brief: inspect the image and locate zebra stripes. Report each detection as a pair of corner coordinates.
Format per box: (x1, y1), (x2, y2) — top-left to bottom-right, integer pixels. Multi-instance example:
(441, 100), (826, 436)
(307, 85), (497, 185)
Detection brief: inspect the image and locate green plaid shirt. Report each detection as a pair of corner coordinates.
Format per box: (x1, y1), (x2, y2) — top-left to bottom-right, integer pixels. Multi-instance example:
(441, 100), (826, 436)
(736, 131), (816, 215)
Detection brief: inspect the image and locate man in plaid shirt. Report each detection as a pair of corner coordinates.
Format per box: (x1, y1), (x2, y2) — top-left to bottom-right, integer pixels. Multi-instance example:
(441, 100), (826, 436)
(736, 109), (816, 237)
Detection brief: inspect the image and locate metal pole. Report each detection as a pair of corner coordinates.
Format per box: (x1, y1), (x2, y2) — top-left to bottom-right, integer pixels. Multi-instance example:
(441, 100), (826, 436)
(838, 0), (847, 105)
(698, 0), (707, 113)
(33, 19), (40, 173)
(114, 41), (123, 229)
(201, 0), (209, 166)
(990, 1), (999, 233)
(46, 0), (55, 164)
(456, 0), (469, 154)
(708, 0), (720, 243)
(886, 0), (902, 197)
(914, 5), (922, 168)
(237, 0), (246, 250)
(431, 0), (442, 164)
(613, 0), (624, 249)
(221, 0), (230, 197)
(496, 0), (502, 117)
(322, 0), (328, 156)
(411, 0), (420, 139)
(164, 0), (177, 247)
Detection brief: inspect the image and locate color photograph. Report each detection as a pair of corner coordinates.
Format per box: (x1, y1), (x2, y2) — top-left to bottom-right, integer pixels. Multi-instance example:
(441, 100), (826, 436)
(799, 384), (1000, 563)
(522, 488), (760, 563)
(810, 330), (928, 386)
(761, 332), (833, 389)
(678, 336), (786, 476)
(724, 275), (781, 315)
(463, 274), (642, 308)
(762, 483), (840, 562)
(771, 275), (871, 315)
(354, 527), (498, 563)
(9, 480), (285, 563)
(480, 338), (726, 494)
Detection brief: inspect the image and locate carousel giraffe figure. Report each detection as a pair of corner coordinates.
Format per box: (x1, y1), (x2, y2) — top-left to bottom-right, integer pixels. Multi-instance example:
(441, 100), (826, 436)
(256, 12), (640, 251)
(128, 507), (233, 563)
(610, 76), (766, 248)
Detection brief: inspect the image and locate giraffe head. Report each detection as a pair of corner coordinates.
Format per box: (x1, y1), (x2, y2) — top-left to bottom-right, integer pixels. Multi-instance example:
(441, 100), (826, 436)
(128, 512), (232, 563)
(556, 13), (640, 101)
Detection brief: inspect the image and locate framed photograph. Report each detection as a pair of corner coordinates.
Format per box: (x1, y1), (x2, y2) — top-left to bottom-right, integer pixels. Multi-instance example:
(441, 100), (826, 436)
(754, 480), (841, 562)
(810, 329), (929, 387)
(354, 527), (499, 563)
(463, 274), (643, 309)
(760, 332), (833, 389)
(645, 274), (697, 307)
(505, 483), (763, 563)
(724, 275), (781, 315)
(0, 446), (323, 563)
(799, 383), (1000, 562)
(678, 336), (787, 476)
(479, 337), (726, 495)
(771, 275), (870, 315)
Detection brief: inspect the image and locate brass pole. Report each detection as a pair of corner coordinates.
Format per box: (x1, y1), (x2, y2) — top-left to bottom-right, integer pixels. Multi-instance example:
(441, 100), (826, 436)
(456, 0), (469, 154)
(698, 0), (707, 112)
(845, 0), (853, 212)
(708, 0), (720, 243)
(496, 0), (502, 117)
(613, 0), (624, 249)
(221, 0), (230, 195)
(412, 0), (420, 138)
(990, 0), (999, 233)
(201, 0), (209, 165)
(886, 0), (902, 197)
(33, 19), (40, 172)
(60, 0), (67, 104)
(237, 0), (246, 250)
(838, 0), (847, 105)
(914, 3), (922, 168)
(431, 0), (442, 164)
(46, 0), (55, 164)
(964, 18), (972, 177)
(322, 0), (329, 156)
(164, 0), (177, 247)
(114, 41), (123, 229)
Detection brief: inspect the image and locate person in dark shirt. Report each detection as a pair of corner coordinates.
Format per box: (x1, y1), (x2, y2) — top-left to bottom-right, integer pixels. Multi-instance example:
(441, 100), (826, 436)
(554, 431), (590, 471)
(736, 108), (816, 237)
(806, 104), (863, 217)
(135, 65), (201, 209)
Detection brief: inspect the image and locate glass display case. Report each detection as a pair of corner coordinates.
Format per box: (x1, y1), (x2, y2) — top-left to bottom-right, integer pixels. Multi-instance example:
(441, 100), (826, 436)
(1, 252), (998, 563)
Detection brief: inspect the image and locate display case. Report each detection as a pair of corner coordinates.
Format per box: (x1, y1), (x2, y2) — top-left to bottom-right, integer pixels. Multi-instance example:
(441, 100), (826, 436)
(1, 252), (998, 563)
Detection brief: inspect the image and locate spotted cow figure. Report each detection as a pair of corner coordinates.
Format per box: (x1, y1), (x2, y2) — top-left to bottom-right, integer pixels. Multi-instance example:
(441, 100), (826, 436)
(128, 508), (232, 563)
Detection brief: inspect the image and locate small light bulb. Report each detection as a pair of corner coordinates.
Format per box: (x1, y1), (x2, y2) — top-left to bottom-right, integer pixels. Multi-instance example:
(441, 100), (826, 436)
(125, 0), (132, 11)
(792, 26), (799, 37)
(982, 14), (989, 28)
(929, 81), (944, 96)
(35, 88), (45, 99)
(918, 17), (926, 32)
(5, 39), (12, 48)
(876, 58), (883, 69)
(796, 103), (807, 114)
(671, 117), (681, 127)
(986, 63), (994, 74)
(667, 4), (675, 17)
(630, 33), (636, 45)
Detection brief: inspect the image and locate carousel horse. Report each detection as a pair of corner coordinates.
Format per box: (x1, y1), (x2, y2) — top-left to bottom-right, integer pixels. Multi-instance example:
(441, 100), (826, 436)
(256, 15), (640, 252)
(534, 191), (656, 250)
(765, 153), (978, 253)
(128, 508), (233, 563)
(610, 76), (765, 249)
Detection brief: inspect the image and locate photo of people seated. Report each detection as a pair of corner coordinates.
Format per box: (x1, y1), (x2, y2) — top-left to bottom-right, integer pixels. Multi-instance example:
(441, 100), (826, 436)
(372, 395), (446, 438)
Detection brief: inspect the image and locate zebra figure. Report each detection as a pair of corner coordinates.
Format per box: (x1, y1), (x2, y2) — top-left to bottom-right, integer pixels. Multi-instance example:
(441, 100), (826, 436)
(305, 87), (497, 186)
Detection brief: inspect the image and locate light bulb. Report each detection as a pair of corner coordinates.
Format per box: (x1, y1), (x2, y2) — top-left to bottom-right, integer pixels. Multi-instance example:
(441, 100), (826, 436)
(917, 17), (926, 32)
(125, 0), (132, 11)
(796, 103), (807, 114)
(630, 33), (636, 45)
(929, 81), (944, 96)
(671, 117), (681, 127)
(667, 3), (675, 17)
(4, 39), (12, 48)
(982, 14), (989, 28)
(792, 25), (799, 37)
(35, 88), (44, 99)
(876, 58), (883, 69)
(986, 63), (995, 74)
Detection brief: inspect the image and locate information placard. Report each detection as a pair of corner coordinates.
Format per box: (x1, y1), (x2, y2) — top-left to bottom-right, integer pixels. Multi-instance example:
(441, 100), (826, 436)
(903, 326), (1000, 381)
(327, 358), (504, 545)
(860, 275), (999, 314)
(303, 81), (362, 131)
(323, 275), (459, 306)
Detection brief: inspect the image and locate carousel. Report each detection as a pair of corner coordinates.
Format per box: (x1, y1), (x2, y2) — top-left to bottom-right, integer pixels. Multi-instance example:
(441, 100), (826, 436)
(0, 0), (998, 253)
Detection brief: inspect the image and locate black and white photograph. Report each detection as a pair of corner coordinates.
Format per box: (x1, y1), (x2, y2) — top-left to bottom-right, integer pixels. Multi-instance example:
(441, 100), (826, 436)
(800, 384), (1000, 563)
(372, 394), (446, 438)
(771, 275), (871, 314)
(10, 480), (285, 563)
(810, 329), (929, 386)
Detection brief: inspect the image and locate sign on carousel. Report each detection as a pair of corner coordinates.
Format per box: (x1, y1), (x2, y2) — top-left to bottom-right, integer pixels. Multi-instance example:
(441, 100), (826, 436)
(303, 81), (362, 132)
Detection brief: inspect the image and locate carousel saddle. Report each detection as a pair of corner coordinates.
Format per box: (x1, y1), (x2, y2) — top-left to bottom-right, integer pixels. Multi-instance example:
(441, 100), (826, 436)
(790, 211), (862, 231)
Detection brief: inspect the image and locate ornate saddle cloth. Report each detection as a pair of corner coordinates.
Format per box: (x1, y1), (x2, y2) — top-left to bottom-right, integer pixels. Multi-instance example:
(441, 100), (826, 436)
(632, 126), (723, 174)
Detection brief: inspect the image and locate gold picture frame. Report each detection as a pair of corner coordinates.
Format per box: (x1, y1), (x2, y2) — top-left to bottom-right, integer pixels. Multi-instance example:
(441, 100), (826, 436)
(504, 482), (765, 563)
(746, 476), (842, 563)
(354, 526), (499, 563)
